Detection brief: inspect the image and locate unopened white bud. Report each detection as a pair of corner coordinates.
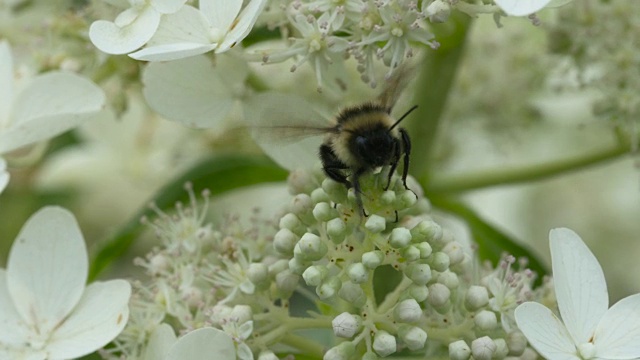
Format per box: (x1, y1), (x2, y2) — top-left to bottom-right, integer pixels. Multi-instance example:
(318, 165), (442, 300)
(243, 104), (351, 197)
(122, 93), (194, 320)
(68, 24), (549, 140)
(405, 263), (432, 285)
(396, 190), (417, 209)
(303, 265), (327, 286)
(465, 285), (489, 310)
(289, 257), (310, 275)
(425, 0), (451, 23)
(443, 241), (464, 266)
(247, 263), (269, 288)
(432, 229), (453, 249)
(362, 250), (385, 269)
(230, 305), (253, 324)
(416, 242), (432, 258)
(380, 190), (396, 205)
(258, 350), (279, 360)
(279, 213), (305, 234)
(327, 217), (347, 243)
(322, 178), (347, 203)
(365, 214), (386, 233)
(313, 202), (338, 221)
(471, 336), (497, 360)
(493, 338), (509, 360)
(410, 220), (442, 243)
(274, 228), (298, 255)
(268, 259), (289, 276)
(338, 281), (367, 307)
(288, 169), (316, 194)
(148, 254), (169, 275)
(324, 342), (356, 360)
(362, 352), (377, 360)
(390, 227), (412, 248)
(347, 262), (369, 283)
(332, 312), (362, 338)
(430, 252), (450, 272)
(475, 310), (498, 330)
(401, 245), (421, 261)
(394, 299), (422, 323)
(448, 340), (471, 360)
(398, 325), (427, 351)
(275, 270), (300, 296)
(427, 283), (450, 307)
(291, 193), (313, 215)
(294, 233), (327, 261)
(409, 285), (429, 302)
(506, 330), (527, 356)
(438, 270), (459, 289)
(311, 188), (331, 204)
(317, 277), (341, 299)
(373, 330), (397, 357)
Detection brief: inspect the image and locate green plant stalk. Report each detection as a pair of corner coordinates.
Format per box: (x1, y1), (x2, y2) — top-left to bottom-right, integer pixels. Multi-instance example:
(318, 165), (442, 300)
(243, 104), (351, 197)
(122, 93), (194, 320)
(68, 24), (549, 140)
(407, 12), (473, 179)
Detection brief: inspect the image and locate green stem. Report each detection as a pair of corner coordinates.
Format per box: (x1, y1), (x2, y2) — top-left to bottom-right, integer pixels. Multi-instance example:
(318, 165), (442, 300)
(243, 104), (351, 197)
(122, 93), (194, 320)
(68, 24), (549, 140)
(425, 140), (631, 194)
(407, 12), (473, 179)
(279, 334), (325, 359)
(376, 276), (413, 314)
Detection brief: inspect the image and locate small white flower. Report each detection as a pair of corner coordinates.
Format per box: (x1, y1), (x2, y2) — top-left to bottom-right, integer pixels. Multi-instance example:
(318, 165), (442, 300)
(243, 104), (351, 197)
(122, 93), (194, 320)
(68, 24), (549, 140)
(0, 206), (131, 359)
(493, 0), (552, 16)
(89, 0), (188, 55)
(515, 228), (640, 360)
(129, 0), (268, 61)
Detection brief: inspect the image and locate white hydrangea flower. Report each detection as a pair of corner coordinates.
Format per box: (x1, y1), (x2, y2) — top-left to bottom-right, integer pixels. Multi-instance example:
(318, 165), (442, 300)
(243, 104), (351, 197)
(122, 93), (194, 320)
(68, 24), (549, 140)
(493, 0), (552, 16)
(515, 228), (640, 360)
(0, 206), (131, 359)
(89, 0), (188, 55)
(143, 325), (236, 360)
(129, 0), (267, 61)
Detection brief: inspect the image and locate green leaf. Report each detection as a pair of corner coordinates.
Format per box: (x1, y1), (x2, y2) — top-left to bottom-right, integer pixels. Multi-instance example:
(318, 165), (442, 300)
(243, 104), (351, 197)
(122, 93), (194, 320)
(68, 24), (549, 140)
(432, 197), (548, 285)
(88, 154), (288, 281)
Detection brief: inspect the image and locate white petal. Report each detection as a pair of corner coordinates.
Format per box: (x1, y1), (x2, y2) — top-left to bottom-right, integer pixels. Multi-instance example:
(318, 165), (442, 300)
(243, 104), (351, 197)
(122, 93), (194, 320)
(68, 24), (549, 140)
(142, 55), (236, 128)
(0, 72), (105, 154)
(200, 0), (242, 31)
(142, 324), (177, 360)
(89, 6), (160, 55)
(514, 302), (580, 360)
(493, 0), (552, 16)
(46, 280), (131, 359)
(218, 0), (267, 53)
(166, 327), (236, 360)
(0, 269), (31, 346)
(550, 228), (608, 344)
(130, 43), (216, 61)
(593, 293), (640, 359)
(0, 40), (13, 125)
(151, 0), (187, 14)
(243, 92), (329, 170)
(0, 156), (8, 194)
(6, 207), (88, 337)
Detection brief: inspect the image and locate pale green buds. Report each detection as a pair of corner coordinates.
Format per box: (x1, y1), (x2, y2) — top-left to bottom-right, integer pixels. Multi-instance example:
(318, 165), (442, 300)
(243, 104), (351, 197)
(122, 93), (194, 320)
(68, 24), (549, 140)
(448, 340), (471, 360)
(438, 270), (459, 289)
(294, 233), (327, 261)
(332, 312), (362, 338)
(396, 189), (417, 208)
(362, 250), (385, 269)
(380, 190), (396, 205)
(471, 336), (496, 360)
(408, 285), (429, 302)
(506, 330), (527, 356)
(401, 245), (420, 261)
(311, 188), (331, 204)
(465, 285), (489, 310)
(347, 262), (369, 283)
(405, 263), (432, 285)
(230, 305), (253, 324)
(324, 341), (356, 360)
(427, 283), (450, 307)
(394, 299), (422, 323)
(317, 277), (341, 299)
(291, 194), (313, 215)
(274, 228), (298, 255)
(338, 281), (366, 307)
(322, 178), (347, 203)
(410, 220), (442, 243)
(430, 252), (450, 272)
(398, 325), (427, 351)
(258, 350), (279, 360)
(275, 269), (299, 296)
(390, 227), (412, 248)
(493, 338), (509, 359)
(373, 330), (397, 357)
(279, 213), (305, 235)
(425, 0), (451, 23)
(365, 214), (386, 233)
(268, 259), (289, 277)
(313, 202), (337, 222)
(416, 242), (432, 258)
(443, 241), (464, 266)
(289, 257), (310, 275)
(326, 217), (347, 243)
(302, 265), (327, 286)
(474, 310), (498, 330)
(247, 263), (269, 289)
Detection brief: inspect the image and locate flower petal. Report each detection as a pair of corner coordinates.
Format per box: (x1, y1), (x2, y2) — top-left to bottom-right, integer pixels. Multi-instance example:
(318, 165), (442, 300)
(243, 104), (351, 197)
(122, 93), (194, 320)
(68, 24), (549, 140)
(6, 207), (88, 336)
(46, 280), (131, 359)
(0, 72), (105, 154)
(0, 157), (8, 194)
(0, 269), (31, 347)
(514, 302), (580, 360)
(142, 55), (236, 128)
(166, 327), (235, 360)
(0, 40), (13, 125)
(493, 0), (552, 16)
(200, 0), (242, 31)
(150, 0), (187, 14)
(593, 293), (640, 359)
(218, 0), (267, 53)
(130, 43), (216, 61)
(142, 324), (177, 360)
(89, 6), (160, 55)
(550, 228), (608, 344)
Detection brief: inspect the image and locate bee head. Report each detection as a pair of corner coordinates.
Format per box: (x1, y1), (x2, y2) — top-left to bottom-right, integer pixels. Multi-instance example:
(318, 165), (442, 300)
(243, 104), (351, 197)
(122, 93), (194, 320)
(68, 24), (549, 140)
(354, 130), (395, 167)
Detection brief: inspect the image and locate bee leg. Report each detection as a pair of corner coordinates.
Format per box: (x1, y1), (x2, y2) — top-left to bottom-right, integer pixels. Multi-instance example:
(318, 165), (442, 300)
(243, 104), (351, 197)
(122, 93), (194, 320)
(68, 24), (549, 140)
(320, 144), (351, 188)
(394, 210), (399, 223)
(384, 138), (403, 191)
(399, 128), (411, 190)
(352, 168), (369, 217)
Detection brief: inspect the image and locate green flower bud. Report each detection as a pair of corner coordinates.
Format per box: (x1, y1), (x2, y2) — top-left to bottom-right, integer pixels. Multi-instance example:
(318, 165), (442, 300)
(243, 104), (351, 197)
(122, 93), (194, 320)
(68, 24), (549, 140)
(347, 262), (369, 284)
(443, 241), (464, 266)
(465, 285), (489, 311)
(471, 336), (496, 360)
(324, 341), (356, 360)
(410, 220), (442, 243)
(405, 263), (432, 285)
(394, 299), (422, 323)
(273, 228), (298, 255)
(430, 252), (450, 272)
(448, 340), (471, 360)
(365, 214), (386, 233)
(322, 177), (347, 203)
(390, 227), (412, 248)
(474, 310), (498, 331)
(327, 217), (347, 243)
(506, 330), (527, 356)
(395, 189), (417, 209)
(287, 169), (317, 194)
(289, 257), (310, 275)
(398, 325), (427, 351)
(294, 233), (327, 261)
(258, 350), (279, 360)
(247, 263), (269, 288)
(438, 270), (459, 289)
(275, 270), (300, 296)
(268, 259), (289, 277)
(362, 250), (385, 269)
(425, 0), (451, 23)
(373, 330), (397, 357)
(290, 193), (313, 216)
(401, 245), (421, 262)
(493, 338), (509, 360)
(380, 190), (396, 205)
(302, 265), (327, 286)
(313, 202), (338, 222)
(310, 188), (331, 204)
(279, 213), (305, 235)
(332, 312), (362, 338)
(408, 285), (429, 302)
(230, 305), (253, 324)
(317, 277), (341, 299)
(427, 283), (450, 307)
(338, 281), (366, 308)
(416, 242), (432, 258)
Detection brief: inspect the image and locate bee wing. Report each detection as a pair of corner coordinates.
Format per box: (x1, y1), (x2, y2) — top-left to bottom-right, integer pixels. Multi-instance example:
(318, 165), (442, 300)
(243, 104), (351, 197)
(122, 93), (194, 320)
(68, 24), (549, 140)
(244, 92), (335, 171)
(376, 63), (416, 111)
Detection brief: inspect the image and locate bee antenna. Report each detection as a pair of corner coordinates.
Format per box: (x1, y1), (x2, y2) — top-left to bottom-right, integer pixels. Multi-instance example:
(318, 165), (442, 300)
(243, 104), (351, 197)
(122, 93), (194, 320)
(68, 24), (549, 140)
(389, 105), (418, 131)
